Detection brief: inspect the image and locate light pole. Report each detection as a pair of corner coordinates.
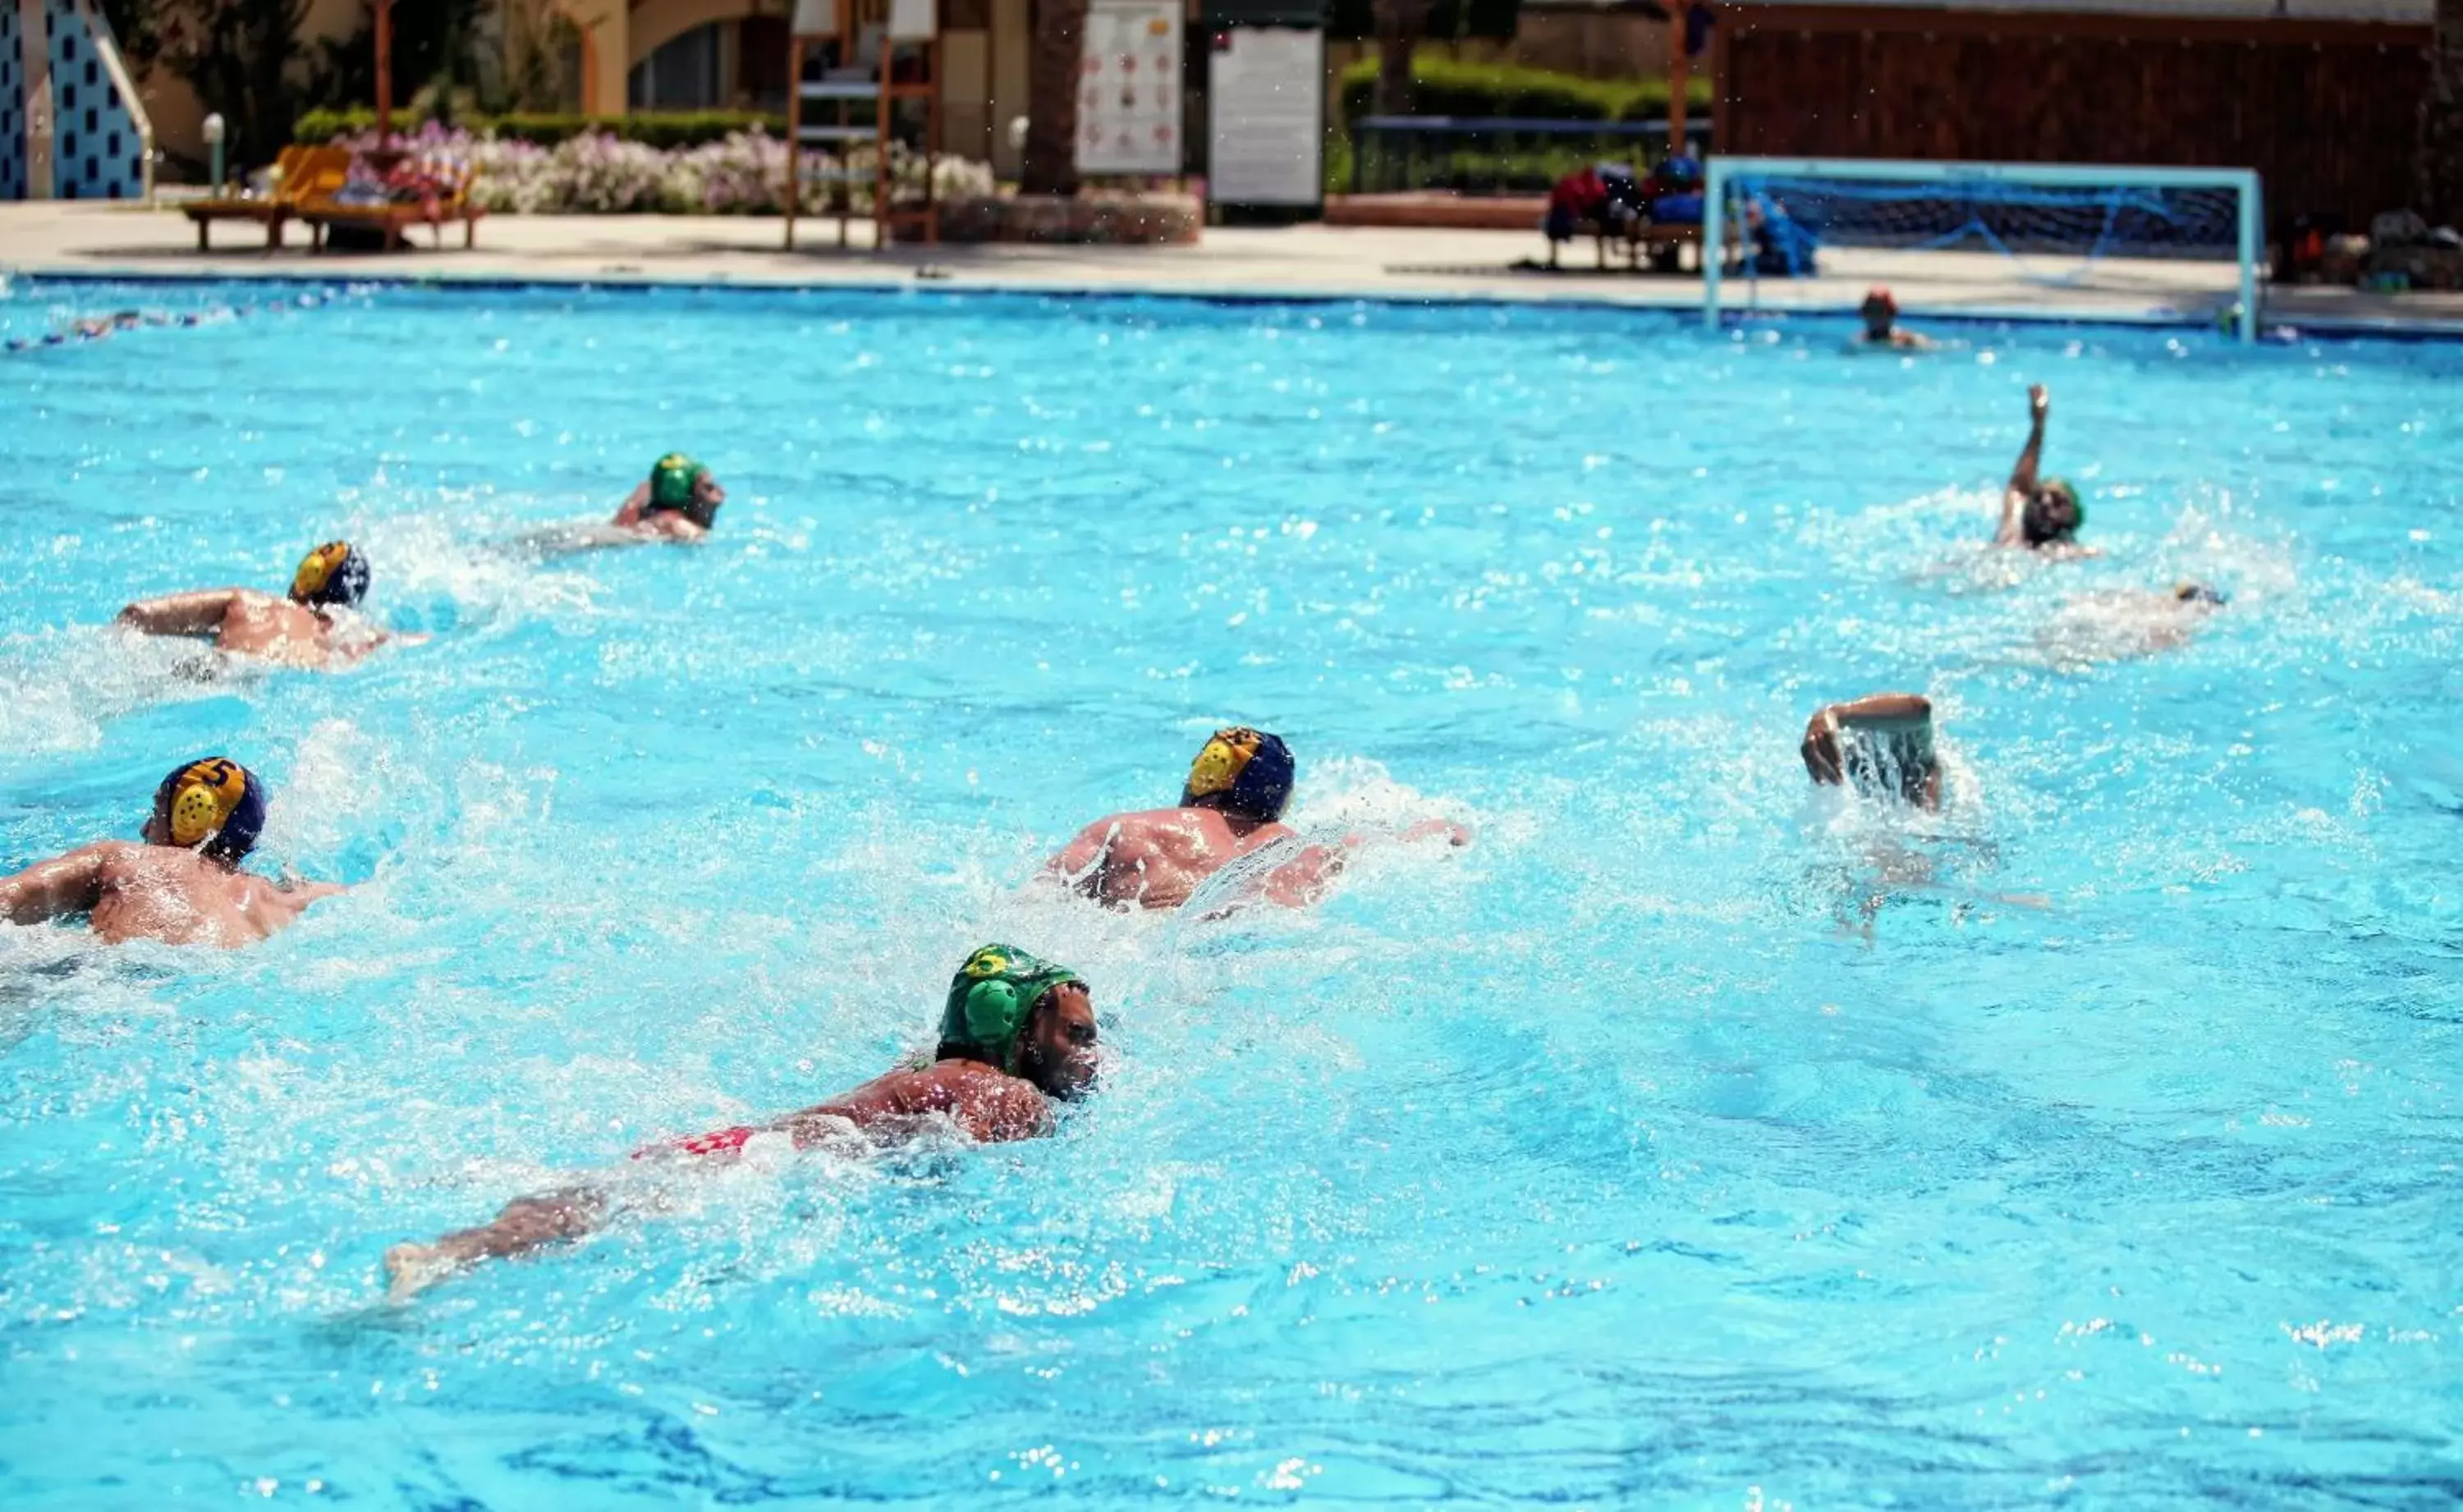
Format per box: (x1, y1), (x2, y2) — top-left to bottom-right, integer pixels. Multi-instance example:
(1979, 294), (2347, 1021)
(203, 112), (226, 191)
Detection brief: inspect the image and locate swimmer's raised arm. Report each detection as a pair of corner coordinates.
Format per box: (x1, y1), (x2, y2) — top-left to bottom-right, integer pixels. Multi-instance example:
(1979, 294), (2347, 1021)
(1802, 694), (1934, 788)
(0, 843), (116, 925)
(1997, 386), (2051, 546)
(609, 481), (652, 528)
(117, 589), (254, 637)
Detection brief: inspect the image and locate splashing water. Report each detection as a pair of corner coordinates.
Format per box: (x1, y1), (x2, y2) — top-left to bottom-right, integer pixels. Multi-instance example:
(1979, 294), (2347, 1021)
(1, 279), (2459, 1506)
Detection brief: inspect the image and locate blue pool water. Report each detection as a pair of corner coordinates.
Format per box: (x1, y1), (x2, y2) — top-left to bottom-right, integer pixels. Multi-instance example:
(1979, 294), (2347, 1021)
(1, 277), (2458, 1508)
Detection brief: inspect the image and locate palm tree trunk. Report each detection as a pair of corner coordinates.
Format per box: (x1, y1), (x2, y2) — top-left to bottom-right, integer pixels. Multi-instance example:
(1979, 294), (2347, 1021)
(1022, 0), (1088, 195)
(2422, 0), (2463, 224)
(1374, 0), (1431, 115)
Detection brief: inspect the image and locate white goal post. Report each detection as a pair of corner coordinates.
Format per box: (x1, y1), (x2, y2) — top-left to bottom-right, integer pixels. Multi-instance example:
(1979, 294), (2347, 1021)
(1702, 158), (2264, 345)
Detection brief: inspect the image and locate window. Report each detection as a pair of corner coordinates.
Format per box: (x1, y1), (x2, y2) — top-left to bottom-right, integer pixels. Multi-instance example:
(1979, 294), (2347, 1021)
(628, 21), (726, 110)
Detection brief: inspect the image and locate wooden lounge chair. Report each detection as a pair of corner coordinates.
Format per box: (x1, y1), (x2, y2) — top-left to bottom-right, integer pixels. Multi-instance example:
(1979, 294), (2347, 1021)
(300, 163), (487, 254)
(181, 147), (352, 251)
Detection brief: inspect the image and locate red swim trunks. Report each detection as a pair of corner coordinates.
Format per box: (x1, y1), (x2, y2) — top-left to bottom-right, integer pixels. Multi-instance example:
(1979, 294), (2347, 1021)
(632, 1124), (758, 1161)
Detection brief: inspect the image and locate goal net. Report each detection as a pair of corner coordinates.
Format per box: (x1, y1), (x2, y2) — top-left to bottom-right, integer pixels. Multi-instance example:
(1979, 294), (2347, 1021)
(1702, 158), (2263, 342)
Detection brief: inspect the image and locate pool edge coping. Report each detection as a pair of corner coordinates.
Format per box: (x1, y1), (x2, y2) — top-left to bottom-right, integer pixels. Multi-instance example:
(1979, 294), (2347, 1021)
(9, 259), (2463, 342)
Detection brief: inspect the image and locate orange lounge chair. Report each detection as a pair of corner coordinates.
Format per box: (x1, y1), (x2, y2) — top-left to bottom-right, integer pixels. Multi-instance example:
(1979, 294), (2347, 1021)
(181, 147), (352, 251)
(301, 163), (487, 253)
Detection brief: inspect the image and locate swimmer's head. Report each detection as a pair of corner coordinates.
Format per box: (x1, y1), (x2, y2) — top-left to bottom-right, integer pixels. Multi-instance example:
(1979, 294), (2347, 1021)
(1180, 726), (1295, 824)
(144, 756), (267, 866)
(937, 944), (1098, 1098)
(1860, 286), (1898, 337)
(2023, 478), (2084, 547)
(289, 541), (369, 609)
(647, 452), (725, 529)
(2174, 580), (2228, 607)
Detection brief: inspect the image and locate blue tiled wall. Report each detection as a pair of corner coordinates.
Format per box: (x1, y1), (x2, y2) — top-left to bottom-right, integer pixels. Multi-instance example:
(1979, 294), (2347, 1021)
(0, 0), (25, 200)
(46, 0), (142, 200)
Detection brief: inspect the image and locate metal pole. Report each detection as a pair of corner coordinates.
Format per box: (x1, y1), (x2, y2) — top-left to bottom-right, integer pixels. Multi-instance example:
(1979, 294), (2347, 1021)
(374, 0), (392, 149)
(1667, 2), (1686, 156)
(1702, 154), (1723, 329)
(785, 36), (802, 249)
(2236, 169), (2259, 346)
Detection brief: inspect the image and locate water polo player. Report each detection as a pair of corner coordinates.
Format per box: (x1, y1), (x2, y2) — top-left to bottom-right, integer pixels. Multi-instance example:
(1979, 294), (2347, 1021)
(0, 757), (344, 946)
(1043, 726), (1470, 910)
(117, 540), (401, 668)
(609, 452), (727, 541)
(1853, 286), (1935, 352)
(382, 944), (1100, 1298)
(1993, 385), (2094, 556)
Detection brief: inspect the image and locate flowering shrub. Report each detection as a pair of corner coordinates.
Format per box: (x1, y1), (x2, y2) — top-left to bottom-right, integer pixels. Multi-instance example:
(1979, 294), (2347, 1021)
(326, 121), (994, 216)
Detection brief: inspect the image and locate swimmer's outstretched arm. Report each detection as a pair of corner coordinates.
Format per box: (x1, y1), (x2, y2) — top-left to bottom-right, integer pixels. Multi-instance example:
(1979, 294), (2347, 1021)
(609, 482), (651, 528)
(1996, 386), (2050, 547)
(384, 1184), (609, 1299)
(1257, 818), (1470, 909)
(117, 589), (254, 637)
(0, 844), (114, 926)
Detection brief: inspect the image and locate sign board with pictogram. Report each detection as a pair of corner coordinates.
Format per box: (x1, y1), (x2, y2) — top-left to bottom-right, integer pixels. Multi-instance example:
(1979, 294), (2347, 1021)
(1076, 0), (1183, 176)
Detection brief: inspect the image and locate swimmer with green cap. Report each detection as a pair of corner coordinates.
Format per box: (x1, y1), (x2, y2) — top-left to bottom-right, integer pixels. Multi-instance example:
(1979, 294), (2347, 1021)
(1993, 385), (2098, 557)
(1043, 726), (1470, 910)
(117, 539), (410, 668)
(610, 451), (727, 541)
(381, 944), (1100, 1299)
(0, 756), (344, 947)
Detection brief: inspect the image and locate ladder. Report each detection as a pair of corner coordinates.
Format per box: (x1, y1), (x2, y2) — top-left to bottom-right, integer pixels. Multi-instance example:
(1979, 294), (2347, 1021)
(785, 0), (942, 250)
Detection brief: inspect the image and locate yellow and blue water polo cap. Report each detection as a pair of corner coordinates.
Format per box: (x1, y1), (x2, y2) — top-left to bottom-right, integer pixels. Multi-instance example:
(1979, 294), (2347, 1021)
(149, 756), (267, 864)
(288, 541), (369, 608)
(1180, 726), (1295, 822)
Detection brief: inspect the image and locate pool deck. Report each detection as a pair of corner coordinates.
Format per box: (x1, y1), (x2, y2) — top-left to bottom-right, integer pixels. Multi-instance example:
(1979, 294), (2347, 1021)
(5, 200), (2461, 335)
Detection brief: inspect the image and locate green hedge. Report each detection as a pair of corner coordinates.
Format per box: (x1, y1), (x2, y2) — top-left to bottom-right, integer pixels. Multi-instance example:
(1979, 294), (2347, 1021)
(294, 108), (788, 149)
(1338, 53), (1710, 123)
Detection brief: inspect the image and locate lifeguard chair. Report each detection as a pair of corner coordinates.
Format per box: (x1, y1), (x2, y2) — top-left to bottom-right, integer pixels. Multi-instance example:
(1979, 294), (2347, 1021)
(784, 0), (943, 250)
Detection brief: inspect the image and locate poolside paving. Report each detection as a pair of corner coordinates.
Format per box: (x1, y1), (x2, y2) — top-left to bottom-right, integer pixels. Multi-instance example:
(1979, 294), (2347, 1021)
(3, 200), (2458, 334)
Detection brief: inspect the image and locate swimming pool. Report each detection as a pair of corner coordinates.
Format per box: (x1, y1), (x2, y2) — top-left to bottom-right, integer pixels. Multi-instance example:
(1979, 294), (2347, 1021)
(2, 276), (2458, 1506)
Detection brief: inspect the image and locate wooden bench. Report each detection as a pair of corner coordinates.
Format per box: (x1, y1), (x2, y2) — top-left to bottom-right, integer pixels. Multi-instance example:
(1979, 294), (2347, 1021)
(181, 147), (352, 251)
(1573, 217), (1702, 273)
(301, 164), (487, 253)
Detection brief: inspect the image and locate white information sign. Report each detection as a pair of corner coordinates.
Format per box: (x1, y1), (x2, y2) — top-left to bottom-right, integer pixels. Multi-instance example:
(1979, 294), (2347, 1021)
(1205, 26), (1323, 208)
(1076, 0), (1183, 176)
